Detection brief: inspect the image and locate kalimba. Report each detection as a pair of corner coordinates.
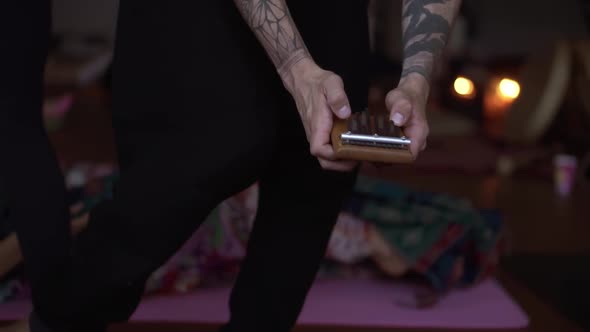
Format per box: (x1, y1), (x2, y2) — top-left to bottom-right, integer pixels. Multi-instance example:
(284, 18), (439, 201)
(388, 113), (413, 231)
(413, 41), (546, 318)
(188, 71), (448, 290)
(331, 109), (414, 163)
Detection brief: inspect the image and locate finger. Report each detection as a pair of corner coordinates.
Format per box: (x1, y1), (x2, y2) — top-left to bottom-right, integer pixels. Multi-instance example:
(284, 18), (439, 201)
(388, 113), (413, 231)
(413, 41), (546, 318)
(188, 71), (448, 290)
(405, 124), (428, 157)
(310, 141), (337, 161)
(310, 136), (358, 171)
(318, 158), (358, 172)
(411, 135), (426, 157)
(323, 75), (351, 119)
(309, 100), (336, 160)
(310, 126), (358, 172)
(386, 90), (413, 126)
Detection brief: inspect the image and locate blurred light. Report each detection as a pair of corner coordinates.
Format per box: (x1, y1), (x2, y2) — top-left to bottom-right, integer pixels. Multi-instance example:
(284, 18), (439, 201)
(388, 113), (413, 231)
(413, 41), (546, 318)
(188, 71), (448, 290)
(497, 78), (520, 100)
(484, 77), (520, 121)
(453, 76), (475, 98)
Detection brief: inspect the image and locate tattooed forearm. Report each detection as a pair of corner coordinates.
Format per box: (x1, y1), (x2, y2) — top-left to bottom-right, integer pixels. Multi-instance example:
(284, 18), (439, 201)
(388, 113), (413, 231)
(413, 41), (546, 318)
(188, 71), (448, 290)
(400, 0), (461, 81)
(235, 0), (310, 75)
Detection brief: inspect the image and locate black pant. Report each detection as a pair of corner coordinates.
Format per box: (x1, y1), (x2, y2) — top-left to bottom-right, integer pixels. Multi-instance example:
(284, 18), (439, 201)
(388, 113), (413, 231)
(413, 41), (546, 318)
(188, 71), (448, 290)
(28, 1), (370, 331)
(0, 0), (74, 327)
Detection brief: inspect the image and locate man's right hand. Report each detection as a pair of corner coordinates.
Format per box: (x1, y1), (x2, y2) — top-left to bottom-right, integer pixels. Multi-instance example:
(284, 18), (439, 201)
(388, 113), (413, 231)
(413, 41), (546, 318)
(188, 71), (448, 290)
(280, 57), (358, 172)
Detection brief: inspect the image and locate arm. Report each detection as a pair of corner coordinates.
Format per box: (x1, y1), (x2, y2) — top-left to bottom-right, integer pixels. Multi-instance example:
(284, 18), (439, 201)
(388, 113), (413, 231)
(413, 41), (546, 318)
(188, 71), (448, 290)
(387, 0), (461, 157)
(400, 0), (460, 81)
(234, 0), (310, 78)
(234, 0), (356, 171)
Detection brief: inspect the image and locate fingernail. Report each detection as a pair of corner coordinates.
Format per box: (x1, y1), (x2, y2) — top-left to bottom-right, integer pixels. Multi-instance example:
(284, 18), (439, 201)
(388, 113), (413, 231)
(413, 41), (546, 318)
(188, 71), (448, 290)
(392, 113), (404, 125)
(338, 106), (351, 118)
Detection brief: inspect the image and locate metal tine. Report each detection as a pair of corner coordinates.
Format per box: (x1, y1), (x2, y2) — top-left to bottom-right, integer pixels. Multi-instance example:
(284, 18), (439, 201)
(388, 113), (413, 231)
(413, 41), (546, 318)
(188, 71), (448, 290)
(384, 115), (392, 137)
(386, 117), (398, 137)
(348, 112), (359, 132)
(393, 122), (403, 137)
(359, 110), (369, 135)
(371, 111), (379, 136)
(377, 113), (387, 136)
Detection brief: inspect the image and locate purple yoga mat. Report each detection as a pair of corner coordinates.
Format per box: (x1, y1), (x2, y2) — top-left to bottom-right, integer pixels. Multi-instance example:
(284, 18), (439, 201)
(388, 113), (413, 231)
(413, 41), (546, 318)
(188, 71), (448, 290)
(0, 278), (528, 329)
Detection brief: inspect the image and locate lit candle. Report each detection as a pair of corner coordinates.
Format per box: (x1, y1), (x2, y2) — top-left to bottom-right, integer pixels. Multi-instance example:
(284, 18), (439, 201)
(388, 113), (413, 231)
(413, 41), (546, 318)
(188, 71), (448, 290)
(453, 76), (476, 99)
(484, 77), (520, 119)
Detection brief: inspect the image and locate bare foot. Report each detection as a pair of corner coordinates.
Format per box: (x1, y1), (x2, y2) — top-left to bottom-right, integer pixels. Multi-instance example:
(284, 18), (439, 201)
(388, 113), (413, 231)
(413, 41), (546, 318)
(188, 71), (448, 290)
(0, 321), (29, 332)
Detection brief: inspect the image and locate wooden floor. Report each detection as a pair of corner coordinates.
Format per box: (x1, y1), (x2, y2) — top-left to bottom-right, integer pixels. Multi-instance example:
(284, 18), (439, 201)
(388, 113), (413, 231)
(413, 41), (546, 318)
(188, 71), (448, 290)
(42, 85), (589, 332)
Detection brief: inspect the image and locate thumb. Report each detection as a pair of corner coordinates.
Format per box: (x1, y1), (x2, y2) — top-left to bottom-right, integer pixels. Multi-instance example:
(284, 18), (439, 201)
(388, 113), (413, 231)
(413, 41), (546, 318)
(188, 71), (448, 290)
(386, 90), (413, 127)
(323, 74), (351, 119)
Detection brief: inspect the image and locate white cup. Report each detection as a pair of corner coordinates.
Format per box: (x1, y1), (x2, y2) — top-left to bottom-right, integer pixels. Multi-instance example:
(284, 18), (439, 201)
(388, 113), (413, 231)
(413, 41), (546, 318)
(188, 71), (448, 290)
(554, 154), (578, 197)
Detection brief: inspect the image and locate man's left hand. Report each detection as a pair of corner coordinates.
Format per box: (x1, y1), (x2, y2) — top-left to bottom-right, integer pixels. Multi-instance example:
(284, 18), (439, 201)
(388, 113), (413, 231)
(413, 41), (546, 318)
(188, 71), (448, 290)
(385, 73), (430, 159)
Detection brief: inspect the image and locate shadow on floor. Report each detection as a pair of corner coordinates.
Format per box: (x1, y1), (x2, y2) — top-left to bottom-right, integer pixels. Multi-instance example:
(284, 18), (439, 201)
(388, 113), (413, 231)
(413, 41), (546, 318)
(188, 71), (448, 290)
(501, 254), (590, 331)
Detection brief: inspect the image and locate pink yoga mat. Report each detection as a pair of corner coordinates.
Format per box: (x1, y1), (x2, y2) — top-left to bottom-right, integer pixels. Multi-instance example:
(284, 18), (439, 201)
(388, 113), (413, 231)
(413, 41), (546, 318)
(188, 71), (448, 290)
(0, 278), (528, 329)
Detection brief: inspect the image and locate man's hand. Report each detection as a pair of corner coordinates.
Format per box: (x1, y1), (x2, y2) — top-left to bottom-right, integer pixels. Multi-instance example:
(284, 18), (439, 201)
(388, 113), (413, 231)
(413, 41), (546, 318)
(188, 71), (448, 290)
(388, 0), (461, 159)
(233, 0), (356, 172)
(282, 58), (358, 172)
(386, 73), (430, 158)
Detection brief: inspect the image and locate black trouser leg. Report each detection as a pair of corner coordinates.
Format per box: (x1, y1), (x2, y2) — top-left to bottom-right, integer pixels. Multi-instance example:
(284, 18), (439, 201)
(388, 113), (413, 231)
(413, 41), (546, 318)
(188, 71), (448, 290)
(223, 1), (370, 329)
(40, 0), (369, 331)
(0, 2), (73, 330)
(222, 104), (358, 332)
(45, 2), (280, 330)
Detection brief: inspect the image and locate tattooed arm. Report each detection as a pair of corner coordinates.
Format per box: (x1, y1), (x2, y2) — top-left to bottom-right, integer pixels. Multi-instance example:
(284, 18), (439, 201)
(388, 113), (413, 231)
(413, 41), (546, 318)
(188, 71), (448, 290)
(400, 0), (461, 81)
(234, 0), (310, 78)
(386, 0), (461, 158)
(234, 0), (357, 172)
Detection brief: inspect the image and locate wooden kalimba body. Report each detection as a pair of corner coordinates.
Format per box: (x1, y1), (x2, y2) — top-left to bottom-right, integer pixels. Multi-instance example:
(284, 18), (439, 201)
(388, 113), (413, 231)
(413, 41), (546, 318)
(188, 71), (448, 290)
(331, 109), (414, 164)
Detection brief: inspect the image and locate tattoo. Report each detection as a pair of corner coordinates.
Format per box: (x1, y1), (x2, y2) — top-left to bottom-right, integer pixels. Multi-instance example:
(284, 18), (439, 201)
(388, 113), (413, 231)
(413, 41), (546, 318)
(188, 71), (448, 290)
(400, 0), (457, 80)
(235, 0), (309, 74)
